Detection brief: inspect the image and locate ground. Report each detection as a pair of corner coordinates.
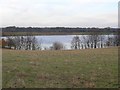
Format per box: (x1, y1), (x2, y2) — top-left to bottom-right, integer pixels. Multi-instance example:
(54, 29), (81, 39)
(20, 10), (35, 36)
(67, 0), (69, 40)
(2, 47), (118, 88)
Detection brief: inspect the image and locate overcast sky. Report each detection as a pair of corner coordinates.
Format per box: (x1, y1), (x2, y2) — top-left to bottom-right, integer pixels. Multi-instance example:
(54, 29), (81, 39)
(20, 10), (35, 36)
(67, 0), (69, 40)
(0, 0), (119, 27)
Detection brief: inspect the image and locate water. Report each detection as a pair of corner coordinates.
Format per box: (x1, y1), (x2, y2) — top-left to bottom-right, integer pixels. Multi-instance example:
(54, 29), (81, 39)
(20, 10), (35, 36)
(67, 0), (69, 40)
(36, 35), (77, 50)
(35, 35), (111, 50)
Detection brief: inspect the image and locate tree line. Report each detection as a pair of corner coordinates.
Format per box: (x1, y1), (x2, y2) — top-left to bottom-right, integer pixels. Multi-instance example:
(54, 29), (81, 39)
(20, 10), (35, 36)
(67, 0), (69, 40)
(1, 36), (41, 50)
(71, 35), (119, 50)
(1, 26), (119, 36)
(1, 35), (120, 50)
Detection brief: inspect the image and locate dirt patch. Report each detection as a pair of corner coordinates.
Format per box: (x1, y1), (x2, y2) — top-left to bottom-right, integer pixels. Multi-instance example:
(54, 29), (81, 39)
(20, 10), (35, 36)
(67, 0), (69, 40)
(84, 81), (95, 88)
(17, 72), (29, 78)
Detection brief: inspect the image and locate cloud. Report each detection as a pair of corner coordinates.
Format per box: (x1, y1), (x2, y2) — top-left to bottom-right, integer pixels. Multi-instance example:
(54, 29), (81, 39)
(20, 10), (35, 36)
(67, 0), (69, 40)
(0, 0), (118, 27)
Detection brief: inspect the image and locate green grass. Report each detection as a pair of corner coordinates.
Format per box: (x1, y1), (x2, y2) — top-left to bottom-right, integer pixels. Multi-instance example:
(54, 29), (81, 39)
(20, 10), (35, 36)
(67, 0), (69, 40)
(2, 47), (118, 88)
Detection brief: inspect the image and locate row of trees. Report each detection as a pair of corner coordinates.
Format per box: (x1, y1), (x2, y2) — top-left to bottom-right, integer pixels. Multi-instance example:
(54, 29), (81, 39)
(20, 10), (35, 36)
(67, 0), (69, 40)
(2, 36), (41, 50)
(2, 26), (118, 33)
(1, 35), (120, 50)
(2, 37), (63, 50)
(71, 35), (119, 50)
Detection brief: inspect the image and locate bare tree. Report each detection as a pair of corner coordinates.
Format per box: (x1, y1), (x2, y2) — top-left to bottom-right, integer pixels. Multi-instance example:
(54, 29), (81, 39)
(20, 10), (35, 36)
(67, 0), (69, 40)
(88, 35), (100, 49)
(6, 36), (39, 50)
(99, 35), (105, 48)
(31, 36), (37, 50)
(106, 35), (114, 47)
(37, 38), (42, 50)
(82, 35), (90, 49)
(26, 36), (32, 50)
(71, 36), (81, 50)
(113, 35), (120, 46)
(6, 37), (16, 49)
(14, 36), (21, 50)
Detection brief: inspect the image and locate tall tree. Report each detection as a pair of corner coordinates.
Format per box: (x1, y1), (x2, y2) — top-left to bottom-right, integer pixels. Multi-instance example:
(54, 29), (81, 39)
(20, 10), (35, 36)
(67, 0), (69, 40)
(99, 35), (105, 48)
(31, 36), (38, 50)
(88, 35), (100, 49)
(82, 35), (90, 49)
(71, 36), (81, 50)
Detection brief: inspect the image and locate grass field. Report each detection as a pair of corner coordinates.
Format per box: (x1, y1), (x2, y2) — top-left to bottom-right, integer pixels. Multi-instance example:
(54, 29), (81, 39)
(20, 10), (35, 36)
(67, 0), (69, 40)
(2, 47), (118, 88)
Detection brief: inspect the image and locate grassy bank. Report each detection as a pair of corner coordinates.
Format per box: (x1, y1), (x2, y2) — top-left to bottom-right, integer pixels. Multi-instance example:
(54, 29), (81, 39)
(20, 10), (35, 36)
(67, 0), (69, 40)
(2, 47), (118, 88)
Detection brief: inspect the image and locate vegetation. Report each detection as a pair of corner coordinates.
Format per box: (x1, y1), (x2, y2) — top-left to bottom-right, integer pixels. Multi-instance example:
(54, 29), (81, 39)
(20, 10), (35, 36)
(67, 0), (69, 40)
(1, 36), (40, 50)
(51, 42), (64, 50)
(1, 26), (119, 36)
(2, 47), (118, 88)
(1, 34), (120, 50)
(71, 36), (80, 49)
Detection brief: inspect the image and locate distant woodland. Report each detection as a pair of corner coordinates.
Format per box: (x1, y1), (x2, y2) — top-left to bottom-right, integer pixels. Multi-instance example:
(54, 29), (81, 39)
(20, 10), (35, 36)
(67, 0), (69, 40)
(1, 26), (120, 36)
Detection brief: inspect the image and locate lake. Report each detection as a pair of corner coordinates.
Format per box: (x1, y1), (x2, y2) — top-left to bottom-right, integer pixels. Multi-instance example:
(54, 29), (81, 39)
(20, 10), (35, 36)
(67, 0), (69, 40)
(35, 35), (111, 50)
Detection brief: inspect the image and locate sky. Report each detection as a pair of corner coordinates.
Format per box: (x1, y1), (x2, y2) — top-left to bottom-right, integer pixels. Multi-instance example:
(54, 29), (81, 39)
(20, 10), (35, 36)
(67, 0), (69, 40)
(0, 0), (119, 27)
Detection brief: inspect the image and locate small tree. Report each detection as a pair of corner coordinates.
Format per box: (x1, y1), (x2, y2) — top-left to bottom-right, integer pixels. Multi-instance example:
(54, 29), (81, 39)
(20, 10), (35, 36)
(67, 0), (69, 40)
(2, 39), (7, 48)
(113, 35), (120, 46)
(7, 37), (16, 49)
(52, 41), (63, 50)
